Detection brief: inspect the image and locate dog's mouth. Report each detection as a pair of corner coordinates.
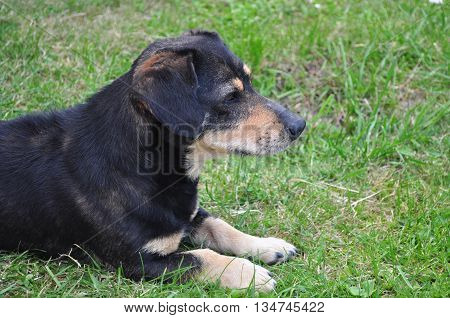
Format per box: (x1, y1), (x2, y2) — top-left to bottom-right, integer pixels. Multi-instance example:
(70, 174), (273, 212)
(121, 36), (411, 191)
(185, 121), (304, 179)
(196, 124), (299, 157)
(231, 143), (290, 156)
(186, 101), (306, 169)
(232, 136), (296, 156)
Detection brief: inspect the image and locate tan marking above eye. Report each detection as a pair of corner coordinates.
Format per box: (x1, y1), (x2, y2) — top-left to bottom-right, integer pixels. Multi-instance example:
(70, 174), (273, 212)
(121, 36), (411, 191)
(232, 78), (244, 91)
(243, 64), (251, 76)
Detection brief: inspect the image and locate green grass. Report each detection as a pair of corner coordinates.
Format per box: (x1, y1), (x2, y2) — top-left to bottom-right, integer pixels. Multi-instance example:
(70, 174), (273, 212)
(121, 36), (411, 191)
(0, 0), (449, 298)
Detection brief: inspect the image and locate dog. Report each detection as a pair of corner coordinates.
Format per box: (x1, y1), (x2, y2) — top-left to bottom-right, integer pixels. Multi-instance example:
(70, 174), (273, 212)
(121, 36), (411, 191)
(0, 30), (306, 292)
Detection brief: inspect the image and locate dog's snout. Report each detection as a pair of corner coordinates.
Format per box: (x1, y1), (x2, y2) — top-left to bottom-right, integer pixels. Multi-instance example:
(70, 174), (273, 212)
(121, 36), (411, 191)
(267, 101), (306, 141)
(274, 104), (306, 141)
(287, 117), (306, 140)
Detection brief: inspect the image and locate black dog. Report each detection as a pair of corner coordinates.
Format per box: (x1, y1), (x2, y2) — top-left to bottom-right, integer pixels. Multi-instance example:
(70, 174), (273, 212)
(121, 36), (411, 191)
(0, 30), (305, 292)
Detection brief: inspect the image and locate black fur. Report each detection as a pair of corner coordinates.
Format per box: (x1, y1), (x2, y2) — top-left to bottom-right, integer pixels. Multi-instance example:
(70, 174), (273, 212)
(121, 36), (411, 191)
(0, 71), (200, 279)
(0, 30), (305, 282)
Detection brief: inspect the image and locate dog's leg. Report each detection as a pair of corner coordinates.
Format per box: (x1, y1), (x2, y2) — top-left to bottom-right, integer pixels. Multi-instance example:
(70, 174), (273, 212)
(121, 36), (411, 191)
(188, 249), (275, 292)
(121, 251), (200, 282)
(190, 208), (297, 265)
(121, 249), (275, 292)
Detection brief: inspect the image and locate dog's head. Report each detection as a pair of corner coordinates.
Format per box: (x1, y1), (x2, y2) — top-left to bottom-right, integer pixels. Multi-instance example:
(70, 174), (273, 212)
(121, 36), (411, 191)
(130, 30), (306, 176)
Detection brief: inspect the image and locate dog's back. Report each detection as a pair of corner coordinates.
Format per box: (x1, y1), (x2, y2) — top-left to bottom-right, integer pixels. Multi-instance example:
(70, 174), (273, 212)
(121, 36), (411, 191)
(0, 111), (79, 254)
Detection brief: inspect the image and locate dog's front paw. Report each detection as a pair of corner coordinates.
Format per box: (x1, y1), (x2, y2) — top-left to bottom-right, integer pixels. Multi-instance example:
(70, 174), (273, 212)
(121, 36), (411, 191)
(249, 237), (298, 265)
(193, 249), (276, 292)
(218, 256), (276, 292)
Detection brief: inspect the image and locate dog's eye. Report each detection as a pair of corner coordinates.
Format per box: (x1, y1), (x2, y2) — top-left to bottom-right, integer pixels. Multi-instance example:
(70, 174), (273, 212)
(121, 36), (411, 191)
(225, 91), (240, 103)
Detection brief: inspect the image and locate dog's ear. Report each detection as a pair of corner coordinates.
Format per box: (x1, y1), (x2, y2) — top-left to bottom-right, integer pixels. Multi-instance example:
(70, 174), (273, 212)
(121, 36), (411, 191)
(131, 50), (203, 138)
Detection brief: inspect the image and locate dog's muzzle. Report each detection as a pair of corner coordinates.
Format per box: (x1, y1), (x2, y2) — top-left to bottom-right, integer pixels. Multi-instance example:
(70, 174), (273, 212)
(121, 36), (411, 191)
(281, 111), (306, 141)
(267, 100), (306, 141)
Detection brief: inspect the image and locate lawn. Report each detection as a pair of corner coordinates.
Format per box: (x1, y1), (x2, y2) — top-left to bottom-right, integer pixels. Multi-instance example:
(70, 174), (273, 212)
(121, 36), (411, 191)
(0, 0), (448, 297)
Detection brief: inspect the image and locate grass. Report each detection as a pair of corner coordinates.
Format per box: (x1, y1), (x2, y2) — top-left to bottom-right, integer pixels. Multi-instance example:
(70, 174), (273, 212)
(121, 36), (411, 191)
(0, 0), (448, 298)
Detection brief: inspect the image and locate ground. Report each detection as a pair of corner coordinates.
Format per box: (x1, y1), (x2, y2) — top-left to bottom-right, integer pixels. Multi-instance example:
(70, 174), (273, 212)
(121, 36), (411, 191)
(0, 0), (448, 297)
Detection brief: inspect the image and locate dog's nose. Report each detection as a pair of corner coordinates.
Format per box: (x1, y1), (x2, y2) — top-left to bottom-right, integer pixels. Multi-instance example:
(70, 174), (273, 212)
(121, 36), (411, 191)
(267, 101), (307, 141)
(287, 118), (306, 140)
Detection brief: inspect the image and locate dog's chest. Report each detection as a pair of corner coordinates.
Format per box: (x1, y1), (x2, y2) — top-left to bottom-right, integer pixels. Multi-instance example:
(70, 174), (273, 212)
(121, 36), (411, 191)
(166, 180), (199, 221)
(189, 197), (199, 221)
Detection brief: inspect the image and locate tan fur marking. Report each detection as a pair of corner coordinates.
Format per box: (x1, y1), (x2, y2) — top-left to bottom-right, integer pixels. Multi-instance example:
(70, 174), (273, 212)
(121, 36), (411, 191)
(142, 231), (183, 256)
(244, 105), (278, 127)
(191, 217), (297, 264)
(185, 105), (285, 179)
(190, 200), (200, 221)
(191, 217), (252, 255)
(232, 78), (244, 91)
(243, 64), (251, 76)
(208, 105), (280, 145)
(185, 139), (228, 179)
(134, 52), (168, 77)
(189, 249), (275, 292)
(210, 105), (283, 150)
